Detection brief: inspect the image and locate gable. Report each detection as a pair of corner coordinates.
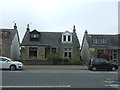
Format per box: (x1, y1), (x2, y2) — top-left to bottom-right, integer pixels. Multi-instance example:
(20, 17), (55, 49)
(62, 30), (72, 35)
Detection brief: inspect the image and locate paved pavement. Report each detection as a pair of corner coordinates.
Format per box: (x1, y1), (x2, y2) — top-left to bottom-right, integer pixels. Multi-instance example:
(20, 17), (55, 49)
(23, 65), (88, 70)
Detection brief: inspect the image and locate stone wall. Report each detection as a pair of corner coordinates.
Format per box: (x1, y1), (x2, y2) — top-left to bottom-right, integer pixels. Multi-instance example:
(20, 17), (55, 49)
(21, 46), (29, 59)
(72, 47), (80, 59)
(21, 46), (80, 60)
(21, 46), (46, 59)
(37, 46), (45, 58)
(89, 48), (109, 59)
(2, 43), (11, 58)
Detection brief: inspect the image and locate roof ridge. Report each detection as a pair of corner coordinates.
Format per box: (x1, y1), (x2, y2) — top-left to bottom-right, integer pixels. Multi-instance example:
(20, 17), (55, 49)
(89, 34), (117, 36)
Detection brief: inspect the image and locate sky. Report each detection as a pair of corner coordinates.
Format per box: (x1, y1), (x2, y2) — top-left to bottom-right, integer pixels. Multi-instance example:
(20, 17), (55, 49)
(0, 0), (119, 45)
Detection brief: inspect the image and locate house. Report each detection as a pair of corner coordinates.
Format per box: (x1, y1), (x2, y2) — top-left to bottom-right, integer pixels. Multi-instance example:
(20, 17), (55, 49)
(0, 23), (20, 59)
(21, 25), (80, 60)
(81, 30), (120, 64)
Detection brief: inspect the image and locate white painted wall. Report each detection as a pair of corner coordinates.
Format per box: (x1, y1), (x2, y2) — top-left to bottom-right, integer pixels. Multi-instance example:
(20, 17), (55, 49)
(10, 33), (20, 60)
(81, 37), (90, 64)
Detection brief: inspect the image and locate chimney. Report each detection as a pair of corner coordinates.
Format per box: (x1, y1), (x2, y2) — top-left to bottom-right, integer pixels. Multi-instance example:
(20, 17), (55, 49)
(14, 23), (17, 29)
(85, 30), (88, 34)
(73, 25), (76, 33)
(26, 24), (30, 32)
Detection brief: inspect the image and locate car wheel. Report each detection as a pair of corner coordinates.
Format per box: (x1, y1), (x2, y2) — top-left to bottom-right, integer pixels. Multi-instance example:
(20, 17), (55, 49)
(10, 65), (16, 70)
(92, 67), (97, 71)
(111, 67), (116, 71)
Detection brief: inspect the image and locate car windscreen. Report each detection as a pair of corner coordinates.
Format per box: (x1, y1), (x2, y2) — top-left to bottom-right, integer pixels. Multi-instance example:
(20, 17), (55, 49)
(99, 59), (109, 63)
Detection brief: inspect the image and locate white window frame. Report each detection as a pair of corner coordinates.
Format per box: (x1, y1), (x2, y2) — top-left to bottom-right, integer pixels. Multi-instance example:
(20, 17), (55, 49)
(93, 37), (98, 44)
(110, 50), (118, 60)
(62, 31), (72, 43)
(64, 48), (72, 58)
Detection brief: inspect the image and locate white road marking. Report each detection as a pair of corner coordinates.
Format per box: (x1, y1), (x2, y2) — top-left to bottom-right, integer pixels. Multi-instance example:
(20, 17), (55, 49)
(105, 84), (120, 88)
(0, 85), (71, 88)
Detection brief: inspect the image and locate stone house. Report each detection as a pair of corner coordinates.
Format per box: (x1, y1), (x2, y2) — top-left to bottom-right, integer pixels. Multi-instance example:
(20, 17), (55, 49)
(81, 30), (120, 64)
(0, 23), (20, 59)
(21, 25), (80, 60)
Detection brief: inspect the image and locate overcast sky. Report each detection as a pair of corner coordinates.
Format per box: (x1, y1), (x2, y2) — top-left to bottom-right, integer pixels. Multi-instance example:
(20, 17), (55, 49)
(0, 0), (119, 45)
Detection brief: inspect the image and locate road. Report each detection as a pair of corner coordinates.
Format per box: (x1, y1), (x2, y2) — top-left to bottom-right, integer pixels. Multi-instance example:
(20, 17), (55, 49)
(1, 65), (119, 89)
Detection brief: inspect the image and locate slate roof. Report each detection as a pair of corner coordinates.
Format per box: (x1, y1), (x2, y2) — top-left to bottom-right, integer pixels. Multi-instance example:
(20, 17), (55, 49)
(21, 30), (80, 47)
(0, 29), (17, 43)
(83, 33), (120, 49)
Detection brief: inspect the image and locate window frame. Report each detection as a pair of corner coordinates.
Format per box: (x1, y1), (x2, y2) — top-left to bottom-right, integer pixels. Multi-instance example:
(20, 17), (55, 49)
(64, 48), (72, 58)
(29, 47), (38, 58)
(62, 31), (72, 43)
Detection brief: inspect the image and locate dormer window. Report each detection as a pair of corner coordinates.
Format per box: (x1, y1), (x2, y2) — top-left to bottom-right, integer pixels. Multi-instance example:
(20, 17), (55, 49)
(0, 31), (10, 40)
(62, 31), (72, 43)
(63, 35), (66, 41)
(68, 35), (71, 41)
(31, 34), (39, 38)
(30, 29), (40, 41)
(30, 34), (40, 41)
(92, 37), (107, 45)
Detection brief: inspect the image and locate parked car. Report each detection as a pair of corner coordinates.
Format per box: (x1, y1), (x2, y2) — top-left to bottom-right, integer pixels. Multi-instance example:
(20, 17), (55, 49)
(88, 58), (118, 71)
(0, 57), (23, 70)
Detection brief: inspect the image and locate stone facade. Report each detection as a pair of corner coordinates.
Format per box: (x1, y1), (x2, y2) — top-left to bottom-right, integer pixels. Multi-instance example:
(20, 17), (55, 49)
(0, 43), (11, 58)
(0, 24), (20, 59)
(21, 25), (80, 60)
(21, 46), (80, 59)
(81, 30), (120, 64)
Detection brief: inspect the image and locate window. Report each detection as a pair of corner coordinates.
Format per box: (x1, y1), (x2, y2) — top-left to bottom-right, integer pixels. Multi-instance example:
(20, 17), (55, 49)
(93, 37), (107, 45)
(0, 31), (9, 40)
(93, 38), (98, 44)
(4, 32), (8, 39)
(63, 35), (66, 41)
(97, 50), (104, 58)
(101, 38), (104, 44)
(30, 34), (40, 41)
(52, 48), (56, 54)
(62, 35), (72, 42)
(30, 30), (40, 41)
(64, 48), (72, 58)
(31, 34), (39, 38)
(29, 47), (37, 58)
(62, 31), (72, 43)
(101, 38), (107, 44)
(100, 59), (109, 64)
(110, 50), (117, 60)
(68, 35), (71, 41)
(93, 59), (100, 64)
(1, 58), (7, 61)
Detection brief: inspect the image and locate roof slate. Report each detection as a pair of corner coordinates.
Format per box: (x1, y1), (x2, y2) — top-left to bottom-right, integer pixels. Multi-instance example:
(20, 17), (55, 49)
(0, 29), (17, 43)
(21, 30), (80, 47)
(85, 34), (120, 49)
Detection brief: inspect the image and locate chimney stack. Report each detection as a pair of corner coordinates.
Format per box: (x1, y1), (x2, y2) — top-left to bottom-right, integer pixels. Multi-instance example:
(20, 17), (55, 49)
(73, 25), (76, 33)
(14, 23), (17, 29)
(26, 24), (30, 32)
